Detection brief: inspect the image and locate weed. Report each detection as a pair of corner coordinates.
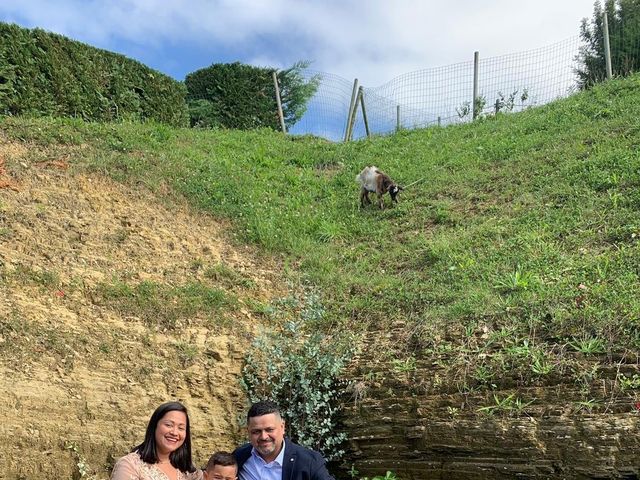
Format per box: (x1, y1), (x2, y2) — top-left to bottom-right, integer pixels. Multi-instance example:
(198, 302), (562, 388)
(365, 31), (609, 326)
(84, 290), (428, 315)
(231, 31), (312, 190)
(64, 441), (91, 478)
(477, 393), (535, 416)
(174, 341), (198, 367)
(392, 356), (417, 374)
(574, 398), (600, 413)
(531, 351), (555, 376)
(618, 373), (640, 391)
(495, 265), (533, 292)
(568, 337), (606, 354)
(447, 406), (460, 418)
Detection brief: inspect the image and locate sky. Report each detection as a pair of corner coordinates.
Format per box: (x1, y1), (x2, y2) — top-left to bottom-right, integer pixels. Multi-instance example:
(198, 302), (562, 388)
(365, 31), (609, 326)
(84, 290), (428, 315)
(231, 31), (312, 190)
(0, 1), (598, 88)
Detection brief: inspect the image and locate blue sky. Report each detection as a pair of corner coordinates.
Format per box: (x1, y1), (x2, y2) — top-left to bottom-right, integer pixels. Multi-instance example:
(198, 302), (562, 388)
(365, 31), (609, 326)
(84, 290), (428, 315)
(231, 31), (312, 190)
(0, 1), (597, 87)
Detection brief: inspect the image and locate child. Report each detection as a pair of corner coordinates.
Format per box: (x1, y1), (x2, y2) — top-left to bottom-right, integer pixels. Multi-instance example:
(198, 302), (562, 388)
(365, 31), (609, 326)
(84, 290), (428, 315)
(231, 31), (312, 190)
(203, 451), (237, 480)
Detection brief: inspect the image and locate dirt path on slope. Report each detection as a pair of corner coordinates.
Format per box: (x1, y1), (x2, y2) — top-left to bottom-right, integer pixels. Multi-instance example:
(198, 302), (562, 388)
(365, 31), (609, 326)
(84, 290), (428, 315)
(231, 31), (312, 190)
(0, 141), (287, 479)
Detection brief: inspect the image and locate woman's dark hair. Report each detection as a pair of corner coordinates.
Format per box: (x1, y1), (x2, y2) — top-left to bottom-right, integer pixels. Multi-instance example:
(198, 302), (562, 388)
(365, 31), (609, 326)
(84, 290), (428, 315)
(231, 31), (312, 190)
(132, 401), (197, 473)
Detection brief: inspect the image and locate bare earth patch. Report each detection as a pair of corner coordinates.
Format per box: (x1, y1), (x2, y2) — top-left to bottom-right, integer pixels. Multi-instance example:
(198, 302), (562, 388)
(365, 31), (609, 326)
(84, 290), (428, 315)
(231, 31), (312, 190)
(0, 142), (287, 479)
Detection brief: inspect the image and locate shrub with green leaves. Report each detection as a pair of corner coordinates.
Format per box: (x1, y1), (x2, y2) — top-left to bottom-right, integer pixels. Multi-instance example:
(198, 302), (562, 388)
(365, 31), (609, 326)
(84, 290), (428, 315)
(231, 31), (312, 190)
(185, 61), (319, 130)
(241, 294), (353, 462)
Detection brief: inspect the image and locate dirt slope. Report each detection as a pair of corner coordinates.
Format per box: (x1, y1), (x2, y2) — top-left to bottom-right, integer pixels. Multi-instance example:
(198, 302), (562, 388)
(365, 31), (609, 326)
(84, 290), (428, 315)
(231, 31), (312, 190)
(0, 141), (286, 479)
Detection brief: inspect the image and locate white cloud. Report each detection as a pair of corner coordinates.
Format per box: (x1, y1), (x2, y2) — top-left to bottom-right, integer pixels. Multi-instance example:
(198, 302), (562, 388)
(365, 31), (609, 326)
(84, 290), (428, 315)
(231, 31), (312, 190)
(0, 0), (596, 85)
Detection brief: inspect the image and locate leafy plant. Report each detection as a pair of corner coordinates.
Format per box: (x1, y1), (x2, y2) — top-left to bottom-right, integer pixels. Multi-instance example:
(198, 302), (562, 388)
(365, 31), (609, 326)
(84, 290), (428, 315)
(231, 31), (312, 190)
(64, 441), (91, 478)
(531, 351), (555, 375)
(392, 356), (417, 373)
(241, 293), (355, 462)
(568, 337), (606, 354)
(477, 393), (535, 415)
(618, 373), (640, 391)
(495, 265), (533, 292)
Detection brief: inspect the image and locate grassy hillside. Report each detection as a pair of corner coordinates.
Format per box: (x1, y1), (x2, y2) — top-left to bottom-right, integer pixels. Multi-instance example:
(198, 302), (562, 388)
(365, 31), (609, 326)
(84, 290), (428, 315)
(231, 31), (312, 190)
(3, 73), (640, 405)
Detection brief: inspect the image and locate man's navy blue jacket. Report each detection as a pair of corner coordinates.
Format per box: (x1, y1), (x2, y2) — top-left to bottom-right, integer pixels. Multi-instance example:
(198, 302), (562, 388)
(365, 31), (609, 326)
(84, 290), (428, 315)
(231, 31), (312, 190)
(233, 439), (334, 480)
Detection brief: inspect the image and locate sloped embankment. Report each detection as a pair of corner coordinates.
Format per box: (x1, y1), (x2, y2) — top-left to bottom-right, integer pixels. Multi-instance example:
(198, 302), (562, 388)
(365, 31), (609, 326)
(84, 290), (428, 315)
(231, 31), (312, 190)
(0, 140), (286, 479)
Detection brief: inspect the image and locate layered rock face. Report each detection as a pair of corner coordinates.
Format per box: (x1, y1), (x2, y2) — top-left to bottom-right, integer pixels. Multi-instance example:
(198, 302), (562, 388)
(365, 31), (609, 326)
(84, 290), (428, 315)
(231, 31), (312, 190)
(341, 347), (640, 479)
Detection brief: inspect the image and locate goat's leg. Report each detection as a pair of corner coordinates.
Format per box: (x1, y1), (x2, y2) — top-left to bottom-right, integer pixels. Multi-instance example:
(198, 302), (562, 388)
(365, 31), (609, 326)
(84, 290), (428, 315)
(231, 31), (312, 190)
(378, 193), (385, 209)
(360, 188), (371, 207)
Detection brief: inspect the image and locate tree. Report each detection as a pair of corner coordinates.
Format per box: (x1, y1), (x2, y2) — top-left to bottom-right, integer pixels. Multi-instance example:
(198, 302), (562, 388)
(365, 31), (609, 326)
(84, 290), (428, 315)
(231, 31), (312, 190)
(184, 61), (320, 130)
(278, 61), (321, 129)
(575, 0), (640, 89)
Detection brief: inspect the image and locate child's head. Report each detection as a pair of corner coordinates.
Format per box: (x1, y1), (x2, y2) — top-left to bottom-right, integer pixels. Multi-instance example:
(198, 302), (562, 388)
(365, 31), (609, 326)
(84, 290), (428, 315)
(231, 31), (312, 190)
(204, 451), (237, 480)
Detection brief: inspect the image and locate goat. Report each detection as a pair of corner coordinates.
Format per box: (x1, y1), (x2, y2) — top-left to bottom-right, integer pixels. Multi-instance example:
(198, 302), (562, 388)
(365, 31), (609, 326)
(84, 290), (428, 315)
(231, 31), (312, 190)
(355, 166), (403, 209)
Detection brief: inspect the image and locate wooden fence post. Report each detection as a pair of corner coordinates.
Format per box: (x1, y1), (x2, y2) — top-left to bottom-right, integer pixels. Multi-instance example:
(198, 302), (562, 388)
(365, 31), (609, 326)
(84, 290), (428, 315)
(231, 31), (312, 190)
(359, 86), (370, 138)
(272, 71), (287, 133)
(472, 51), (479, 120)
(347, 86), (362, 141)
(344, 78), (359, 142)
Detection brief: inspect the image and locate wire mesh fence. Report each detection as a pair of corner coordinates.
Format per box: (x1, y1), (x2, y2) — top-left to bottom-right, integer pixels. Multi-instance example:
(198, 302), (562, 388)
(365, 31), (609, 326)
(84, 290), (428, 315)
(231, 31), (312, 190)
(287, 29), (631, 142)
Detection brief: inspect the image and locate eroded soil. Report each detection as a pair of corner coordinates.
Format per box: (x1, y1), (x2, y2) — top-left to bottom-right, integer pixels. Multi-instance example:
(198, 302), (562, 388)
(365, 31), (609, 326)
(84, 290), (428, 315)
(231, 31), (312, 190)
(0, 140), (286, 479)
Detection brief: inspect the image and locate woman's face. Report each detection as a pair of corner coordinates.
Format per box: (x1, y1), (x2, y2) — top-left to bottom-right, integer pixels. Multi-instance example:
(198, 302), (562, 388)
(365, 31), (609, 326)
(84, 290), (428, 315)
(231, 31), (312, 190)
(155, 410), (188, 456)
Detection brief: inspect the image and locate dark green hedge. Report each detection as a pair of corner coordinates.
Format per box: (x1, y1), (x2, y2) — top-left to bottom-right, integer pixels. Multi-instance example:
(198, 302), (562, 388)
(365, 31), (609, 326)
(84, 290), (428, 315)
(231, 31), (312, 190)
(185, 61), (320, 130)
(185, 62), (278, 129)
(0, 22), (189, 127)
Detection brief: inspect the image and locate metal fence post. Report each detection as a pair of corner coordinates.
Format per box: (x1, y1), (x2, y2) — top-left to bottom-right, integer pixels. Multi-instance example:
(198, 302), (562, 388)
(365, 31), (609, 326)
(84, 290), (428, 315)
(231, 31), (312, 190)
(472, 51), (479, 120)
(603, 11), (613, 79)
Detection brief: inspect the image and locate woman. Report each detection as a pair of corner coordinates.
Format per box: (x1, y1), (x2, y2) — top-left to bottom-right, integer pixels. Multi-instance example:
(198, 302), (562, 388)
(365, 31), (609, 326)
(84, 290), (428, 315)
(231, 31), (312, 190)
(111, 401), (202, 480)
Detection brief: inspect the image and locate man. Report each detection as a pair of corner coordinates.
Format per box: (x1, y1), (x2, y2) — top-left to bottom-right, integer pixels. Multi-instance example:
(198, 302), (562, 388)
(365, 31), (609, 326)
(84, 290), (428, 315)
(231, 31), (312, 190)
(233, 400), (334, 480)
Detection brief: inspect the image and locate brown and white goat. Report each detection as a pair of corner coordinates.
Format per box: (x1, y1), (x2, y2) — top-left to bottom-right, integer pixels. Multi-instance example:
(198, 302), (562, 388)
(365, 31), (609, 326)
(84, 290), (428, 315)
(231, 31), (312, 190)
(355, 166), (403, 209)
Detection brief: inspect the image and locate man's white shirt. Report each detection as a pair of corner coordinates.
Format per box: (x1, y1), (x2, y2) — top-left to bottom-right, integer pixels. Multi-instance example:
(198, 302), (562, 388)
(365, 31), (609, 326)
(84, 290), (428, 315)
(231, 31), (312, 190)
(239, 442), (286, 480)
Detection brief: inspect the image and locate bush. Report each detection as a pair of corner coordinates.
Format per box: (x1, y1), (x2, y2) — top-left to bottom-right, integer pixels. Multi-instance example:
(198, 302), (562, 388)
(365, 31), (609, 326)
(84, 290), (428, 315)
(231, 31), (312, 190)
(185, 61), (319, 130)
(241, 293), (353, 462)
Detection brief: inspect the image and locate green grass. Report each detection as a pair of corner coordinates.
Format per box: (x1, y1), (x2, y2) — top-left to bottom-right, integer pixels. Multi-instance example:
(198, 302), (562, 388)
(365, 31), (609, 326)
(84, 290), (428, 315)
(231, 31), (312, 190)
(94, 279), (235, 329)
(3, 74), (640, 393)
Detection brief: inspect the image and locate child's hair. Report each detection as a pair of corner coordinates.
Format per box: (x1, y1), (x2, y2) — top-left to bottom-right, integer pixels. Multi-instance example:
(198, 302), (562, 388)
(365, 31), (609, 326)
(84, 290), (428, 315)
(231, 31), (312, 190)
(205, 451), (237, 471)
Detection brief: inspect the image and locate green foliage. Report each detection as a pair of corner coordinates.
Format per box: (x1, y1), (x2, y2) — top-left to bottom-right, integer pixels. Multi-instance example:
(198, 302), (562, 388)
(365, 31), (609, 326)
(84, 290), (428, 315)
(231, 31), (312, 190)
(477, 393), (535, 416)
(568, 337), (606, 354)
(278, 61), (322, 128)
(241, 292), (354, 462)
(0, 22), (188, 126)
(184, 61), (319, 130)
(576, 0), (640, 88)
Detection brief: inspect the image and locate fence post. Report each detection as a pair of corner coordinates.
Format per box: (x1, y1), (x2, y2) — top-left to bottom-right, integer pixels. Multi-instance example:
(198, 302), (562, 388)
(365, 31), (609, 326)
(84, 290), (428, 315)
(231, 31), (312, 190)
(358, 86), (371, 138)
(603, 10), (613, 79)
(344, 78), (359, 142)
(472, 51), (479, 120)
(396, 105), (401, 132)
(347, 88), (362, 141)
(437, 116), (441, 127)
(272, 71), (287, 133)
